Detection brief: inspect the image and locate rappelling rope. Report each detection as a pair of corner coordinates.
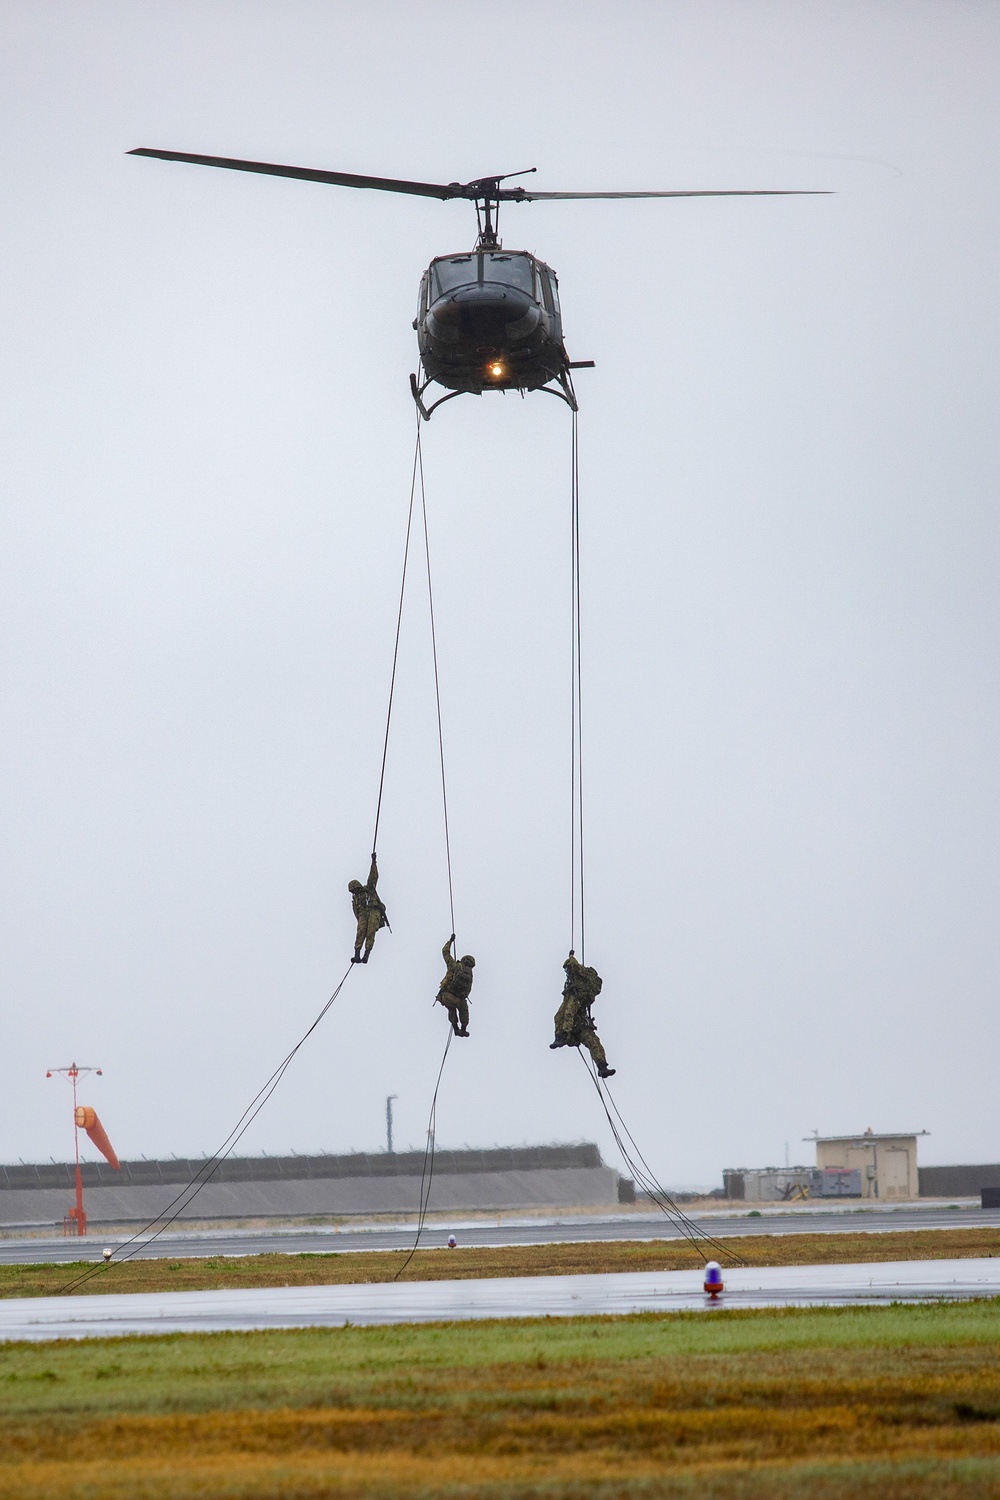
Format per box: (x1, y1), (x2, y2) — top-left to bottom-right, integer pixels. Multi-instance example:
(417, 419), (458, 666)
(59, 424), (458, 1296)
(392, 1026), (452, 1280)
(392, 419), (461, 1276)
(579, 1052), (745, 1267)
(372, 416), (421, 852)
(566, 414), (741, 1270)
(570, 410), (585, 959)
(418, 424), (456, 937)
(56, 963), (356, 1295)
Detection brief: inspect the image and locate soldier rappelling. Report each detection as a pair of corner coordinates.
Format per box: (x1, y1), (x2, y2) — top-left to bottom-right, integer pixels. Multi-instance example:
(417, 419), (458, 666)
(550, 951), (615, 1077)
(435, 935), (475, 1036)
(349, 852), (388, 964)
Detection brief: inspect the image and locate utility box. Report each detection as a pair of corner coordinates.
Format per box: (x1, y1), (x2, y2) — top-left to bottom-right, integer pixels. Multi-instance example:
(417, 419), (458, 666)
(811, 1167), (862, 1198)
(982, 1188), (1000, 1209)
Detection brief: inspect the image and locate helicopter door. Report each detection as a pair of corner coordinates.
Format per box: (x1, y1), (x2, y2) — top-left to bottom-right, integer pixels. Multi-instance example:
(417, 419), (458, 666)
(544, 270), (561, 316)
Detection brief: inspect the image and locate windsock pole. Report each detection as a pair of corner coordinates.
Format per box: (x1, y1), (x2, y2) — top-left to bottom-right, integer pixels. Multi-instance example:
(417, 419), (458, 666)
(72, 1067), (85, 1236)
(46, 1062), (110, 1238)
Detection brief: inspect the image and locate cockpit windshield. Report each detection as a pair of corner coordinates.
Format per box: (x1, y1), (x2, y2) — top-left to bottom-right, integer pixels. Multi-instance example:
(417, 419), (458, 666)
(432, 256), (476, 297)
(430, 252), (537, 300)
(482, 253), (534, 293)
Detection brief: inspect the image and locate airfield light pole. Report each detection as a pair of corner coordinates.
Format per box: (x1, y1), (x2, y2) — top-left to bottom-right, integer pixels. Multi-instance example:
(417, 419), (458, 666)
(46, 1063), (103, 1236)
(386, 1095), (398, 1155)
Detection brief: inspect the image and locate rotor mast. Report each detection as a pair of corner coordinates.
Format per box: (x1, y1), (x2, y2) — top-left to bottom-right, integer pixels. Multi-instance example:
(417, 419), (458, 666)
(475, 192), (499, 250)
(469, 170), (537, 249)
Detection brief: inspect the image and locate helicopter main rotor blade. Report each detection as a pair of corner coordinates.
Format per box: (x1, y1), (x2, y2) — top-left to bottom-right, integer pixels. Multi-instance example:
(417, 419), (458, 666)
(128, 152), (829, 203)
(128, 149), (471, 200)
(502, 188), (829, 200)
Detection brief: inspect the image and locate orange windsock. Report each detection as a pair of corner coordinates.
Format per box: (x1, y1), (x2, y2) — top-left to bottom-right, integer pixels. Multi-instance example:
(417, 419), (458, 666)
(74, 1106), (121, 1170)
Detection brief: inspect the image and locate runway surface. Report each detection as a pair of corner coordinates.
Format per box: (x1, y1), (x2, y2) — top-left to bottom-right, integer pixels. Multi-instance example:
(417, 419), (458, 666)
(0, 1202), (996, 1265)
(2, 1258), (998, 1341)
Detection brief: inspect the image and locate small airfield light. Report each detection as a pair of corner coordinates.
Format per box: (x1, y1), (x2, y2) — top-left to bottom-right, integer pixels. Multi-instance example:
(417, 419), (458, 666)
(703, 1261), (724, 1299)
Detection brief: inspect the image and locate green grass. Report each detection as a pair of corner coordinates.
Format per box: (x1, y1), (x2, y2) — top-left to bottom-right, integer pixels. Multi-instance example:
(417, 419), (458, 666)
(4, 1299), (1000, 1415)
(2, 1302), (1000, 1496)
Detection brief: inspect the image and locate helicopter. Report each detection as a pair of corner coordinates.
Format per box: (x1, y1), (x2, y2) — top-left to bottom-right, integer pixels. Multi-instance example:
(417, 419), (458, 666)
(128, 150), (825, 418)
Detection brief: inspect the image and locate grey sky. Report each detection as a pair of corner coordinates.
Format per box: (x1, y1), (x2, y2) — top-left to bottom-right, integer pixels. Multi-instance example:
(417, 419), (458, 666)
(2, 2), (998, 1186)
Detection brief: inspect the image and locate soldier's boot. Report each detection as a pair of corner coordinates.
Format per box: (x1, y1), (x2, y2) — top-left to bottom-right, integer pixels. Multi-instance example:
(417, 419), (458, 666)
(598, 1063), (616, 1078)
(351, 950), (362, 964)
(361, 951), (370, 964)
(550, 1036), (568, 1049)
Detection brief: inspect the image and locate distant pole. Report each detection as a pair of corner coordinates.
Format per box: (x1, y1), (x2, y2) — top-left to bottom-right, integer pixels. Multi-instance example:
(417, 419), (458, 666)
(386, 1094), (398, 1154)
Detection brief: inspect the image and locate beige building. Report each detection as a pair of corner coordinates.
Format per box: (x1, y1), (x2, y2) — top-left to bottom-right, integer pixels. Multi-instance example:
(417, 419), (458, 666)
(809, 1130), (927, 1201)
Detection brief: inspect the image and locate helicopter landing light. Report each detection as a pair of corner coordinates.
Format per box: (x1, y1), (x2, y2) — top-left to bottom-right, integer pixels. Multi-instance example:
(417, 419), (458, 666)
(489, 363), (504, 377)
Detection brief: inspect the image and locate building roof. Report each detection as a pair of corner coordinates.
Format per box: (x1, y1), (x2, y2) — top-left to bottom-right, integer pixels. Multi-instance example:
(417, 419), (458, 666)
(806, 1132), (929, 1144)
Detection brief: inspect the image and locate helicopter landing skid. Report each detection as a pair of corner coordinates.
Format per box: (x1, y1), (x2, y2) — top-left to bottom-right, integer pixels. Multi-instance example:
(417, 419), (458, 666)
(409, 366), (584, 421)
(538, 365), (581, 413)
(409, 374), (464, 422)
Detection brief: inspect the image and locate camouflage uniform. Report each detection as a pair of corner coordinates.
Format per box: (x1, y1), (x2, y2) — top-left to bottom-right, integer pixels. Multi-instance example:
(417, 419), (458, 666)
(551, 953), (615, 1076)
(349, 854), (387, 962)
(436, 936), (475, 1036)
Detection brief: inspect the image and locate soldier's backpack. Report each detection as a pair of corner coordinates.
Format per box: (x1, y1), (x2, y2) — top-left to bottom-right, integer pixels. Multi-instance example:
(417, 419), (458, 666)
(447, 963), (474, 1001)
(575, 964), (603, 1002)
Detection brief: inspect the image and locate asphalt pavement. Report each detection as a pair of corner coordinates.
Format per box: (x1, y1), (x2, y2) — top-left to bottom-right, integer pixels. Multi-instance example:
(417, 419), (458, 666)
(3, 1257), (998, 1340)
(1, 1202), (997, 1265)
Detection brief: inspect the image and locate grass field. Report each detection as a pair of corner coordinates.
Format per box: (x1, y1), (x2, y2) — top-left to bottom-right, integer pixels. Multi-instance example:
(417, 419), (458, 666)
(2, 1301), (1000, 1497)
(3, 1224), (1000, 1299)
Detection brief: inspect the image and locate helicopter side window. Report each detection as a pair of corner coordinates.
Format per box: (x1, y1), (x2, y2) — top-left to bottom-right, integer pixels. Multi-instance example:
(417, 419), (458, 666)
(482, 253), (535, 294)
(432, 257), (476, 298)
(536, 267), (553, 312)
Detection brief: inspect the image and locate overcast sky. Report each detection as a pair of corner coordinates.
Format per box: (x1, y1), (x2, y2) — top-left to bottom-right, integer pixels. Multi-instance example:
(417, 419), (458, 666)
(2, 2), (998, 1187)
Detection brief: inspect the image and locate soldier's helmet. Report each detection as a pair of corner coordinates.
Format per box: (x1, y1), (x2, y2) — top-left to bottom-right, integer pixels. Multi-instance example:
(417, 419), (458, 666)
(348, 879), (363, 891)
(461, 955), (476, 968)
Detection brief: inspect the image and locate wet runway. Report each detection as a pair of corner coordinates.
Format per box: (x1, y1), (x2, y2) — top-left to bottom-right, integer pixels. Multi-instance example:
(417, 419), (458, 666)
(2, 1257), (997, 1341)
(0, 1202), (996, 1265)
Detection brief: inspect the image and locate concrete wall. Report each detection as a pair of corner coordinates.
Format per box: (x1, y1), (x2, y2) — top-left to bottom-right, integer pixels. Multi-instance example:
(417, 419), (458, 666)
(919, 1164), (1000, 1197)
(0, 1167), (618, 1228)
(0, 1145), (619, 1228)
(0, 1143), (605, 1193)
